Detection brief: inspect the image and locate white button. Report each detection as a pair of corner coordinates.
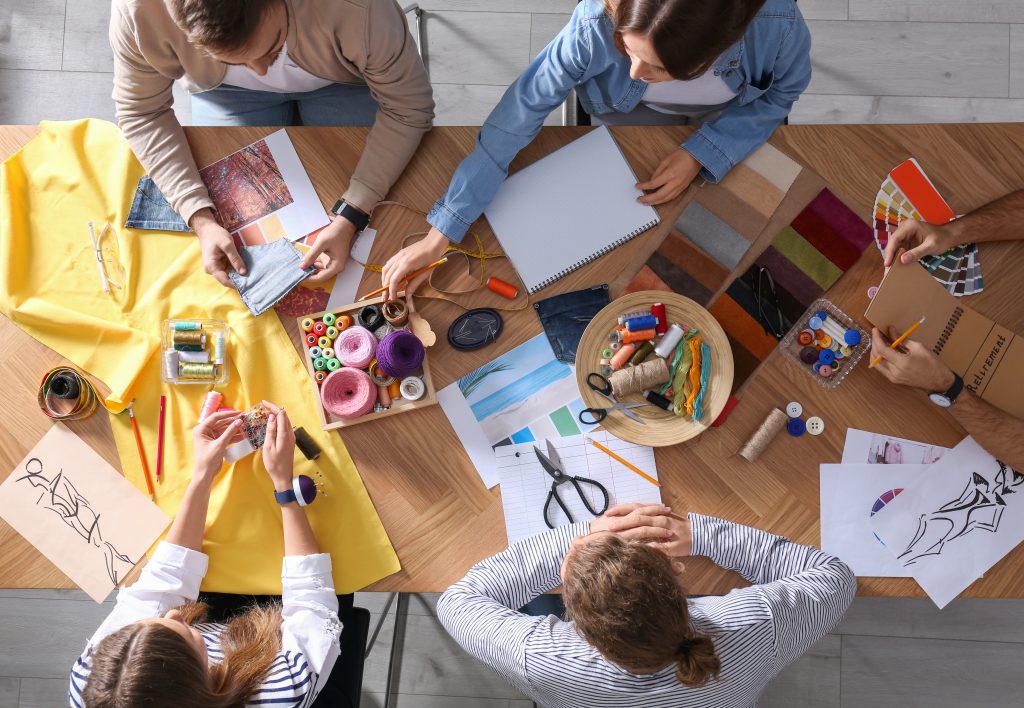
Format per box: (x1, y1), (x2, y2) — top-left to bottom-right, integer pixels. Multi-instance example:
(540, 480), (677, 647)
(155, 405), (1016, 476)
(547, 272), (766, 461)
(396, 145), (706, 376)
(786, 401), (803, 418)
(806, 416), (825, 435)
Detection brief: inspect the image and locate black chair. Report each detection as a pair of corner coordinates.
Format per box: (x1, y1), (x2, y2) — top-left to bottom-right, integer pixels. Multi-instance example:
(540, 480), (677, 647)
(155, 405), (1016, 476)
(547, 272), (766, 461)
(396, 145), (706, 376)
(198, 592), (369, 708)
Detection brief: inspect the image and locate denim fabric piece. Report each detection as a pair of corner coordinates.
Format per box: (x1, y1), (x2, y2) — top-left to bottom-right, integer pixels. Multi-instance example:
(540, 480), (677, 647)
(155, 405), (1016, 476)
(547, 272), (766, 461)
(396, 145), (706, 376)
(229, 239), (315, 316)
(533, 284), (610, 364)
(124, 176), (190, 232)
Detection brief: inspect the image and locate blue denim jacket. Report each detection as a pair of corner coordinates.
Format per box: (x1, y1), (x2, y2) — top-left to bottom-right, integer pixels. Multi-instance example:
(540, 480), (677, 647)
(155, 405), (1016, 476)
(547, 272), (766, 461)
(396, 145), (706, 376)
(428, 0), (812, 243)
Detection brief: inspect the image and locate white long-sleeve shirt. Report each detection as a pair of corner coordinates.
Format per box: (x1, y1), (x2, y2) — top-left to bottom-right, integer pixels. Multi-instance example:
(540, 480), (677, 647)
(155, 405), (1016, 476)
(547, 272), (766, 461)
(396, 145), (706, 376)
(437, 514), (856, 708)
(68, 542), (342, 708)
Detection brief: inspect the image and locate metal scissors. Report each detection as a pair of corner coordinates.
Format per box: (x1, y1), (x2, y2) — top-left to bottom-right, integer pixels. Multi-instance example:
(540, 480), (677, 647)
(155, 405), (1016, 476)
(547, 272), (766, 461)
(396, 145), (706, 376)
(578, 372), (650, 425)
(533, 438), (610, 528)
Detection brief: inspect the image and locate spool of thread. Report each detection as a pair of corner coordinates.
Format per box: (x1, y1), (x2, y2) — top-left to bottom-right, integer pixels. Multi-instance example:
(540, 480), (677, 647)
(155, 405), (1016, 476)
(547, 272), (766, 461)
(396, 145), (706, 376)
(174, 343), (204, 352)
(313, 321), (327, 336)
(293, 426), (321, 460)
(314, 358), (328, 371)
(378, 384), (392, 408)
(325, 326), (339, 340)
(314, 370), (326, 383)
(400, 376), (425, 400)
(654, 323), (685, 358)
(213, 333), (225, 365)
(305, 334), (318, 347)
(617, 310), (648, 324)
(335, 326), (377, 368)
(600, 347), (615, 360)
(630, 340), (655, 366)
(608, 358), (669, 397)
(382, 300), (409, 327)
(336, 315), (353, 331)
(309, 346), (323, 360)
(368, 360), (396, 386)
(321, 367), (376, 419)
(624, 314), (658, 332)
(321, 347), (335, 360)
(301, 318), (315, 332)
(609, 343), (637, 370)
(376, 330), (425, 378)
(179, 362), (218, 380)
(358, 304), (384, 330)
(37, 367), (98, 420)
(622, 328), (656, 345)
(322, 313), (337, 327)
(163, 350), (180, 381)
(318, 336), (332, 349)
(486, 276), (519, 300)
(198, 391), (223, 422)
(172, 329), (206, 347)
(738, 408), (788, 463)
(326, 358), (341, 371)
(388, 380), (402, 400)
(651, 303), (668, 334)
(178, 349), (210, 363)
(172, 321), (202, 331)
(645, 390), (673, 411)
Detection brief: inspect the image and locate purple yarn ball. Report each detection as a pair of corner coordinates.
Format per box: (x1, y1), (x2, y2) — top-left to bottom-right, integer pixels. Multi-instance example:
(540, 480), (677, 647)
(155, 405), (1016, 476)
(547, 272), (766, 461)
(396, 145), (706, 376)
(376, 330), (425, 378)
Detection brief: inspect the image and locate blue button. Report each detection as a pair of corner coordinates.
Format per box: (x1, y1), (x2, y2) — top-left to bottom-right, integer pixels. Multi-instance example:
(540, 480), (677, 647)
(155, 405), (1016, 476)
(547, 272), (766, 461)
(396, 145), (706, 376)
(813, 361), (824, 374)
(845, 329), (862, 346)
(787, 418), (806, 436)
(815, 310), (829, 322)
(818, 349), (836, 365)
(808, 316), (823, 330)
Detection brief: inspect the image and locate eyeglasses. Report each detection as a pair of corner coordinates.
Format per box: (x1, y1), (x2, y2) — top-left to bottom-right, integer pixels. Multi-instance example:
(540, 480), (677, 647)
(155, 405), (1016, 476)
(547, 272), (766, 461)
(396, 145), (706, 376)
(88, 221), (124, 294)
(752, 266), (785, 339)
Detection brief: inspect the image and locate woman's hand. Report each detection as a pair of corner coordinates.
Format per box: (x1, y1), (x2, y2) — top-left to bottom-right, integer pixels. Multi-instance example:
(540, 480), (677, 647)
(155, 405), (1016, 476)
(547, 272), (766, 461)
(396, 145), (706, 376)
(636, 149), (702, 205)
(260, 400), (296, 489)
(193, 409), (244, 484)
(299, 216), (357, 283)
(191, 208), (247, 287)
(380, 227), (450, 301)
(591, 502), (693, 558)
(882, 219), (955, 268)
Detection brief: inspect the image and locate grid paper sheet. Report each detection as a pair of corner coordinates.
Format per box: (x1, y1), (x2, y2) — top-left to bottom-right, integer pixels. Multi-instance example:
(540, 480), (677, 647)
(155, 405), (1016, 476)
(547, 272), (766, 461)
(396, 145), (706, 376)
(495, 430), (661, 545)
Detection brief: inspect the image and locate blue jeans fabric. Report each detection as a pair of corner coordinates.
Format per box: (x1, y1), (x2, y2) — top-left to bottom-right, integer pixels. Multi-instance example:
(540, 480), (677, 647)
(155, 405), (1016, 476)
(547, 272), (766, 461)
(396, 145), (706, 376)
(533, 284), (610, 364)
(124, 176), (190, 231)
(519, 593), (566, 619)
(191, 82), (379, 127)
(229, 239), (315, 316)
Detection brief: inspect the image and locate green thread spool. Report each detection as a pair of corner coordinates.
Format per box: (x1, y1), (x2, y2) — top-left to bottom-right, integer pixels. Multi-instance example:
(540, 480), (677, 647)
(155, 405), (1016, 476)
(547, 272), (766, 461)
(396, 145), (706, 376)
(322, 313), (336, 327)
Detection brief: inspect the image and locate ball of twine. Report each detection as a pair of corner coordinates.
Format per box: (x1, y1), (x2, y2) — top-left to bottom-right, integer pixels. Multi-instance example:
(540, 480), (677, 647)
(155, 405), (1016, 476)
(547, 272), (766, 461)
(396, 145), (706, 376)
(334, 326), (377, 368)
(321, 367), (376, 419)
(376, 329), (425, 378)
(608, 358), (669, 398)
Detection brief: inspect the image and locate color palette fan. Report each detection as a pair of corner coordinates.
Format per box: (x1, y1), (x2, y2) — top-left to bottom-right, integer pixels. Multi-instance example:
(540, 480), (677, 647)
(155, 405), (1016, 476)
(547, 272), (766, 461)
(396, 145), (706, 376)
(872, 158), (982, 297)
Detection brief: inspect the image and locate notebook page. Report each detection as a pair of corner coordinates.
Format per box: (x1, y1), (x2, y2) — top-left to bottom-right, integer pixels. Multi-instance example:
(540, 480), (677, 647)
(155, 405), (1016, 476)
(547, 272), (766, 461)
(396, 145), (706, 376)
(484, 126), (660, 293)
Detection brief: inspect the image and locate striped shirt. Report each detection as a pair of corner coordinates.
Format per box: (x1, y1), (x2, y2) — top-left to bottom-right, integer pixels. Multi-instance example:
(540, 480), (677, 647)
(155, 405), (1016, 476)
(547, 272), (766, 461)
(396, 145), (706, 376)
(68, 542), (342, 707)
(437, 514), (856, 708)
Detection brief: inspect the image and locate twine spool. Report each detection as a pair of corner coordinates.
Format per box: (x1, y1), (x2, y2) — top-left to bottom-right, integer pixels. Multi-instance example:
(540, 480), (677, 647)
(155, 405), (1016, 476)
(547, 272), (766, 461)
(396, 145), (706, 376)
(179, 362), (218, 380)
(400, 376), (425, 400)
(321, 367), (376, 419)
(335, 326), (377, 368)
(358, 304), (384, 330)
(376, 330), (425, 378)
(608, 358), (669, 397)
(738, 408), (788, 462)
(382, 300), (409, 327)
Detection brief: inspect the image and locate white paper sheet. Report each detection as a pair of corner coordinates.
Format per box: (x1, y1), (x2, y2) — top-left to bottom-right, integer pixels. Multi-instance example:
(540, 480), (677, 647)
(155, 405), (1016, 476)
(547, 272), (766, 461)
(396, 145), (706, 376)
(820, 463), (929, 577)
(841, 428), (948, 465)
(326, 227), (377, 311)
(437, 383), (500, 489)
(870, 437), (1024, 608)
(495, 431), (661, 545)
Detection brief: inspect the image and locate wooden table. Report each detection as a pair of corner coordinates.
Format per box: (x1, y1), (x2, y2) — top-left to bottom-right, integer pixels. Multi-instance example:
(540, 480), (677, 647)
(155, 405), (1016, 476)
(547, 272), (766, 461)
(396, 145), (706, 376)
(2, 123), (1023, 599)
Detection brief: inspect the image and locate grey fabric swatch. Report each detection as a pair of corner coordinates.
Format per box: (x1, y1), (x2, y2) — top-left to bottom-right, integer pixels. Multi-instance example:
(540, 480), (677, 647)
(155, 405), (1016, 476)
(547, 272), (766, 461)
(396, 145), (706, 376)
(675, 202), (751, 270)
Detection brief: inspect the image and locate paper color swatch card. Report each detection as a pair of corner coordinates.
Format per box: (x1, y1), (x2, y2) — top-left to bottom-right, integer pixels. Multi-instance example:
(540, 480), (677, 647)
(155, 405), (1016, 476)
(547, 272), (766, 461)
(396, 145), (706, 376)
(865, 259), (1024, 418)
(0, 424), (171, 602)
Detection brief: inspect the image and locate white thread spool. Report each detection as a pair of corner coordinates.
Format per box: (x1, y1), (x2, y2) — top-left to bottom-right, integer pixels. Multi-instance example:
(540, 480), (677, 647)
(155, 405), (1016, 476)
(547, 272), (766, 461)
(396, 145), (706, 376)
(162, 350), (179, 381)
(178, 349), (211, 363)
(213, 332), (225, 365)
(654, 323), (685, 358)
(400, 376), (425, 400)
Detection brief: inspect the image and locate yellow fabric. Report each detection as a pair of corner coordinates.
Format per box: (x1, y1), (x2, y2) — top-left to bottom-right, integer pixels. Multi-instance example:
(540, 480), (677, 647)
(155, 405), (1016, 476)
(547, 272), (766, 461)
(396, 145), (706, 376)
(0, 120), (400, 593)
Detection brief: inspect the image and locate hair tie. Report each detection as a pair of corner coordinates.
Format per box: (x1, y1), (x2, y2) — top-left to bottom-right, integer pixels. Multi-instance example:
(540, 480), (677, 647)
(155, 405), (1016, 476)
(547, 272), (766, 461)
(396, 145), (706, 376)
(677, 638), (696, 656)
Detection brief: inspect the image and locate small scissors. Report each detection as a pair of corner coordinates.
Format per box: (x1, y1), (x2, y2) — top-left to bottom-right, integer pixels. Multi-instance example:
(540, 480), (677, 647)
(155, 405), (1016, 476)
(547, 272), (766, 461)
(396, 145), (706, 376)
(578, 372), (650, 425)
(534, 439), (610, 528)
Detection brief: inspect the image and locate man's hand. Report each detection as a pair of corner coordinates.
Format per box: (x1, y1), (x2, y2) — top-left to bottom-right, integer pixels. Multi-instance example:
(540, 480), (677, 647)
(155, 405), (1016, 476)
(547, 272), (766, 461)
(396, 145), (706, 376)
(883, 219), (955, 268)
(299, 216), (357, 283)
(590, 502), (691, 556)
(635, 148), (701, 205)
(381, 227), (449, 301)
(871, 326), (956, 392)
(191, 208), (247, 287)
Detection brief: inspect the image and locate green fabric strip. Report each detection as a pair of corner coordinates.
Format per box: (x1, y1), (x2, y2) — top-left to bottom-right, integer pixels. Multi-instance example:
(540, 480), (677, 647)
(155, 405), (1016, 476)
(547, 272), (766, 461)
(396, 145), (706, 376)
(773, 226), (843, 290)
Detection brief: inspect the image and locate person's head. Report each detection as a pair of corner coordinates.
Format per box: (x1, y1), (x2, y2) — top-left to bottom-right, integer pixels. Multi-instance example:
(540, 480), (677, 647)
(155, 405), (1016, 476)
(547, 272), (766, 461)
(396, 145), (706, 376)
(608, 0), (766, 82)
(562, 532), (721, 687)
(82, 602), (282, 708)
(168, 0), (288, 75)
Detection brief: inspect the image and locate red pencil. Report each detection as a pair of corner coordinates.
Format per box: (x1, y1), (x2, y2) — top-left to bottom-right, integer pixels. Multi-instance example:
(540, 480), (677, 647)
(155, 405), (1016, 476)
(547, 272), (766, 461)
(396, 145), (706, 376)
(156, 395), (167, 483)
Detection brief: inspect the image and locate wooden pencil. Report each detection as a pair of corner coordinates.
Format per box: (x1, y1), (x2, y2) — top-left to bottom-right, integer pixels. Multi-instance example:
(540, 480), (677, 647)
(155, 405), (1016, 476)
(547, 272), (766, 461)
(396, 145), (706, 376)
(869, 316), (926, 368)
(358, 257), (448, 301)
(589, 438), (661, 487)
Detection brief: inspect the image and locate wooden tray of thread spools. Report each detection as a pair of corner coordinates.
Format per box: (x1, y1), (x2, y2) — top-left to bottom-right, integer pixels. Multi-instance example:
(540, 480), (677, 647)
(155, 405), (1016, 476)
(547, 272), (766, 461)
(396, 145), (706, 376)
(296, 296), (438, 431)
(575, 291), (734, 447)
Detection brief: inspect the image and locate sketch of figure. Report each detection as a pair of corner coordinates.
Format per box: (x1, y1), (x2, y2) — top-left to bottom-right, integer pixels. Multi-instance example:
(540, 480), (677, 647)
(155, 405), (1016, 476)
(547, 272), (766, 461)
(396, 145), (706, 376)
(898, 461), (1023, 566)
(16, 457), (133, 584)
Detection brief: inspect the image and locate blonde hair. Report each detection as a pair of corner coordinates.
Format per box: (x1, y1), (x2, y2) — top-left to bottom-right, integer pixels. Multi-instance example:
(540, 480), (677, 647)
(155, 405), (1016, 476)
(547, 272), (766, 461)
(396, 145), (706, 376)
(563, 535), (721, 687)
(82, 601), (283, 708)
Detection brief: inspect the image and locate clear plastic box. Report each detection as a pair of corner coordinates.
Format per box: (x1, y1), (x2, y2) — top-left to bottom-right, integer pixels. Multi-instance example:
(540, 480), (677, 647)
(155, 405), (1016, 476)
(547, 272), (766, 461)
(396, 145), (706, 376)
(778, 298), (869, 389)
(160, 318), (230, 385)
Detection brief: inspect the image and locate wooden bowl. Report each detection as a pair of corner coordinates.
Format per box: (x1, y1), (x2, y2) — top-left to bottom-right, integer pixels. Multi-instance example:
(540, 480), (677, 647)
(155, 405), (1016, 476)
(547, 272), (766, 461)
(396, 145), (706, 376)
(575, 291), (734, 447)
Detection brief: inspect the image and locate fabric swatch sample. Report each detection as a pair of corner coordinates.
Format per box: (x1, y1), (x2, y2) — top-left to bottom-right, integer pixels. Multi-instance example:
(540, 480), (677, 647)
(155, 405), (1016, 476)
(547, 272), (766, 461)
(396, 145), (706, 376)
(229, 238), (315, 316)
(742, 142), (803, 193)
(124, 176), (190, 232)
(676, 202), (752, 270)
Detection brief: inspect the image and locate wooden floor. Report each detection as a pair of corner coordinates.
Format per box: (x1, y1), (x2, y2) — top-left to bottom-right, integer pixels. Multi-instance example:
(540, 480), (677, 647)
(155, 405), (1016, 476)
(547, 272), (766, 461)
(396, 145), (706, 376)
(2, 1), (1023, 706)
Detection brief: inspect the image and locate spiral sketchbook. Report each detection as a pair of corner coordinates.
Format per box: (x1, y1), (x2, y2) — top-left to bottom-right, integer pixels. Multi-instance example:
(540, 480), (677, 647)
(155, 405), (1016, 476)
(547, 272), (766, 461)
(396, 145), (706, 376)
(865, 259), (1024, 418)
(484, 126), (659, 294)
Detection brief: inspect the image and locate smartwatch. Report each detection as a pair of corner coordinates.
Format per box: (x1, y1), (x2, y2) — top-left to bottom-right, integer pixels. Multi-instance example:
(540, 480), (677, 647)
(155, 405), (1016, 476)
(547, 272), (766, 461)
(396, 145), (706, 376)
(273, 475), (319, 507)
(928, 373), (964, 408)
(331, 199), (370, 232)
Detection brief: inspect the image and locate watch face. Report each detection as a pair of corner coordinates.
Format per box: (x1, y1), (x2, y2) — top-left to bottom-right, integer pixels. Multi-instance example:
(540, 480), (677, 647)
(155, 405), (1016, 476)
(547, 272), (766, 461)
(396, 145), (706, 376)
(929, 392), (952, 408)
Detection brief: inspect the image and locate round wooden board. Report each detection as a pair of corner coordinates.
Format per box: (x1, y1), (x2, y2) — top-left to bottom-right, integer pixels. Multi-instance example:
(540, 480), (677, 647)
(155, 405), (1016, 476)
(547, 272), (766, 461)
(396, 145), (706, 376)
(575, 291), (734, 447)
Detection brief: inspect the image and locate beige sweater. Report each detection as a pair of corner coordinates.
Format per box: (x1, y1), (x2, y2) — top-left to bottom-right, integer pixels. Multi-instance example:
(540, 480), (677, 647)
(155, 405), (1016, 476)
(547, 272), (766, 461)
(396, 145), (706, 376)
(110, 0), (435, 225)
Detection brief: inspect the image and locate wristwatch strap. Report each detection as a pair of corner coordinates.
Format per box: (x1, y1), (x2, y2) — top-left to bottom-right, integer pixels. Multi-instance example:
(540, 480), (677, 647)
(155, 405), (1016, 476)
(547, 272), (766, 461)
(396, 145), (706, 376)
(331, 200), (370, 231)
(274, 488), (297, 505)
(942, 372), (965, 403)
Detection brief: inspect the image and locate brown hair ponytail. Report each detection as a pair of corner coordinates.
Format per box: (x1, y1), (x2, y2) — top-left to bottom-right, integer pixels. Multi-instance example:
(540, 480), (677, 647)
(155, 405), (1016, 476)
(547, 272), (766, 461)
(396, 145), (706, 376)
(563, 535), (721, 687)
(83, 601), (284, 708)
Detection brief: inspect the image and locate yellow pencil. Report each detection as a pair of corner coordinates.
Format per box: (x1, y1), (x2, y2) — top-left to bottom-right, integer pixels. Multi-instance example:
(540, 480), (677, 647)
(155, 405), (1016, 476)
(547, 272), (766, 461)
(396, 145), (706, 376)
(589, 438), (661, 487)
(358, 257), (449, 301)
(869, 316), (926, 368)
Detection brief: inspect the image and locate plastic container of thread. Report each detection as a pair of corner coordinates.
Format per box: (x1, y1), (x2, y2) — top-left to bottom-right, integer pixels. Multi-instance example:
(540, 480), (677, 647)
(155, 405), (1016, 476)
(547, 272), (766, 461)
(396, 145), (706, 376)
(161, 318), (230, 385)
(778, 298), (869, 390)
